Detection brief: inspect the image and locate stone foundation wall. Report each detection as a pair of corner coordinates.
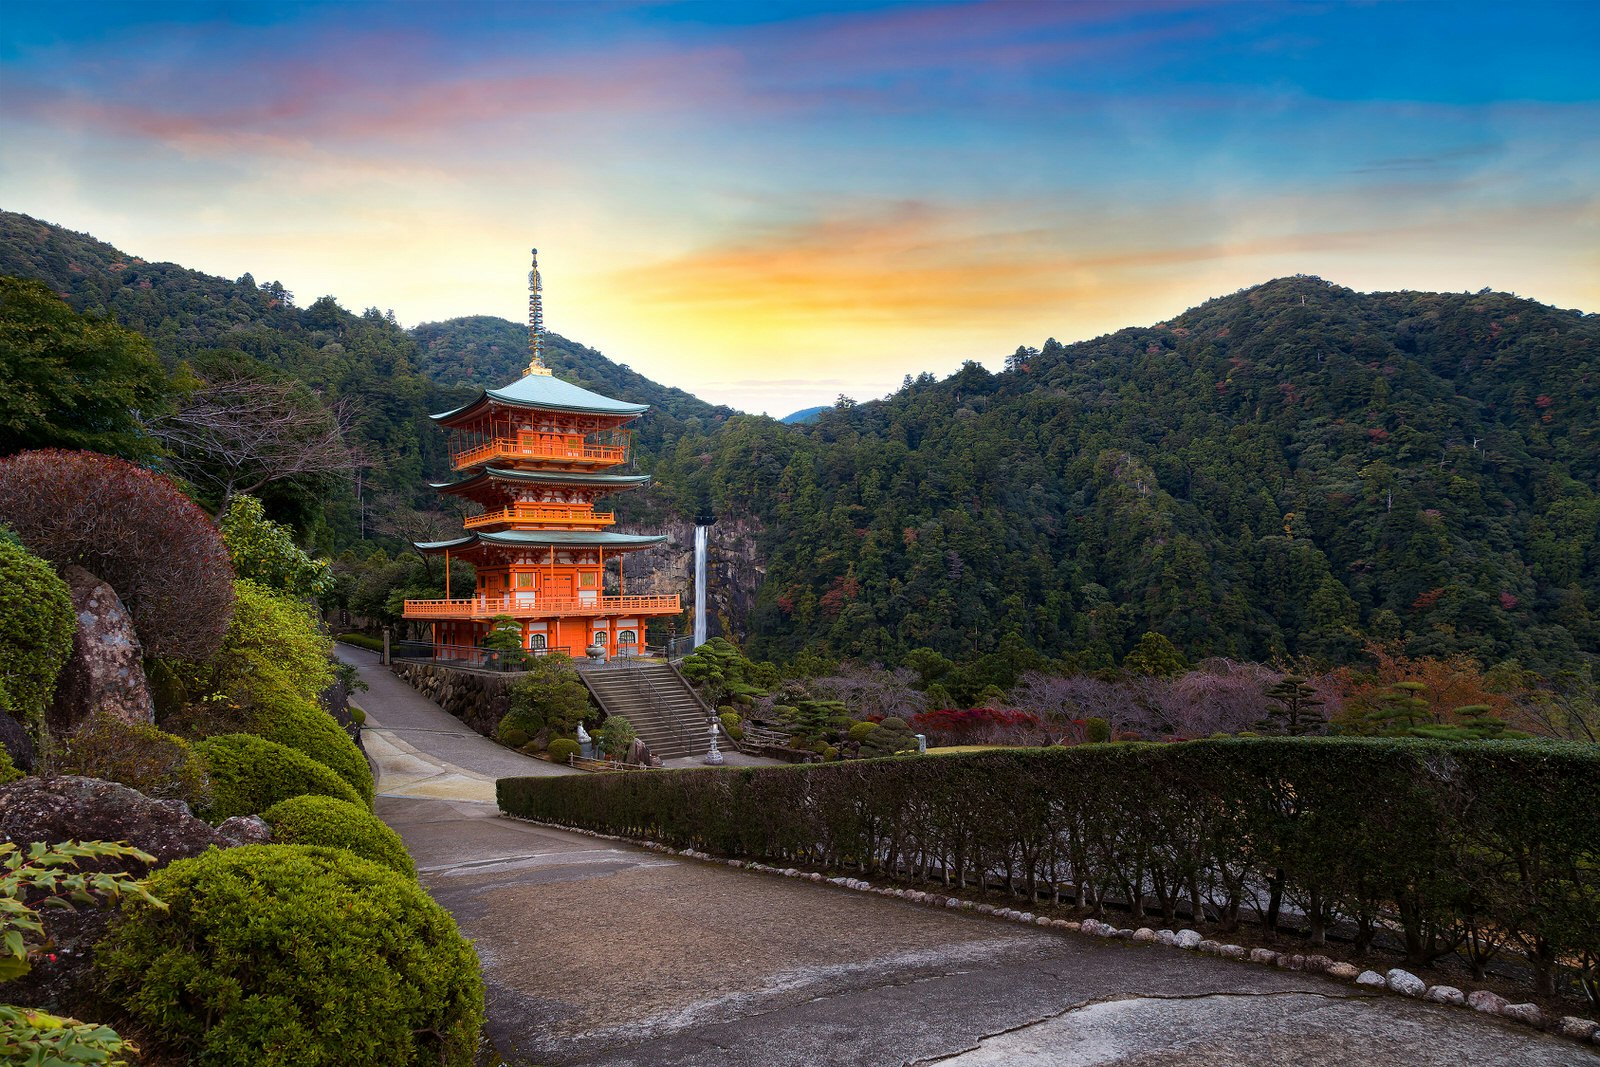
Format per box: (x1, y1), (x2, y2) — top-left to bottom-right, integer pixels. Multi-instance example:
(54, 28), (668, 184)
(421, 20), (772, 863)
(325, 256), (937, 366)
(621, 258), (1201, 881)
(390, 661), (517, 738)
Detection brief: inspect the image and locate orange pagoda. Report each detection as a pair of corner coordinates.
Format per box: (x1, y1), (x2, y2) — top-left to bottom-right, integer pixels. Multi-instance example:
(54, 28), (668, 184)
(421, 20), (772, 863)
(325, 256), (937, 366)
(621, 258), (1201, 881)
(402, 250), (680, 658)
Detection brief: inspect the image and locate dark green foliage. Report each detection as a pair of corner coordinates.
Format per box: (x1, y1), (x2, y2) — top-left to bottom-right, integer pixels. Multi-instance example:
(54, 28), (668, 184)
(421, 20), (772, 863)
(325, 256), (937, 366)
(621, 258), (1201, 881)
(858, 716), (916, 757)
(1122, 632), (1187, 677)
(47, 713), (211, 809)
(0, 275), (172, 460)
(0, 745), (20, 785)
(1083, 717), (1111, 743)
(500, 738), (1600, 997)
(0, 535), (74, 735)
(597, 715), (637, 757)
(680, 638), (775, 706)
(242, 690), (375, 808)
(780, 697), (850, 746)
(262, 796), (416, 878)
(719, 711), (745, 741)
(193, 734), (360, 820)
(98, 844), (482, 1065)
(546, 737), (580, 763)
(336, 632), (386, 653)
(1258, 675), (1326, 736)
(505, 655), (592, 739)
(686, 278), (1600, 677)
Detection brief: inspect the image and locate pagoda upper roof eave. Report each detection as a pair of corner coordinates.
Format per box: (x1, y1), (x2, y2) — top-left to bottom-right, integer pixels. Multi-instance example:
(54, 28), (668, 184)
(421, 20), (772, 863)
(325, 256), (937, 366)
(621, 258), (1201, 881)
(429, 467), (652, 495)
(414, 530), (669, 554)
(430, 374), (649, 425)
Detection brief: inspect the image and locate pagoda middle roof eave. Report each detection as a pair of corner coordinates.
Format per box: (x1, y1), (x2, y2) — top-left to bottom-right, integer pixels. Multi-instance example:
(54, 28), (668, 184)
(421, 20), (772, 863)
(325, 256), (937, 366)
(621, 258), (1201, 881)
(430, 380), (649, 425)
(414, 530), (669, 554)
(429, 467), (652, 494)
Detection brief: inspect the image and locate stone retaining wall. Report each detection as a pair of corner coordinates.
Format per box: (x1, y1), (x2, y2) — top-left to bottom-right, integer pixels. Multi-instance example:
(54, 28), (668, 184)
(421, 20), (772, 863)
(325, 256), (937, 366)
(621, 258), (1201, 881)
(390, 661), (517, 738)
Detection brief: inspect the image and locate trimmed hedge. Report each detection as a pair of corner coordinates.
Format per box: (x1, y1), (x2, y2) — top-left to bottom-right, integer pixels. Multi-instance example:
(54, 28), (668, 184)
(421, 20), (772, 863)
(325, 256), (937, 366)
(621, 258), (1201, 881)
(499, 738), (1600, 997)
(194, 734), (360, 820)
(247, 691), (374, 808)
(262, 795), (416, 878)
(98, 845), (482, 1066)
(337, 633), (385, 653)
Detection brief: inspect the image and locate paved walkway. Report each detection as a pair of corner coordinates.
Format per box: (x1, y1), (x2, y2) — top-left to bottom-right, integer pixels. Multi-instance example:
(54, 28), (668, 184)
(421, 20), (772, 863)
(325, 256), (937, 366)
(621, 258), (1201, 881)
(339, 648), (1598, 1067)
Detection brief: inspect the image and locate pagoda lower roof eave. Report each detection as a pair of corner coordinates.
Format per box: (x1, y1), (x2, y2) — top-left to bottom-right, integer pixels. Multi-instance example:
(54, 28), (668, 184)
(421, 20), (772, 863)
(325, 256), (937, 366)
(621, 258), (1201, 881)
(414, 530), (669, 554)
(429, 467), (652, 494)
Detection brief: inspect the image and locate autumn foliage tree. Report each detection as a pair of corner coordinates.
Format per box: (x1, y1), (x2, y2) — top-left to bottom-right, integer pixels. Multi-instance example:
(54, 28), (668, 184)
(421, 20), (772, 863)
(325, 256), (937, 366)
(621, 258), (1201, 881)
(1333, 642), (1515, 738)
(0, 450), (234, 660)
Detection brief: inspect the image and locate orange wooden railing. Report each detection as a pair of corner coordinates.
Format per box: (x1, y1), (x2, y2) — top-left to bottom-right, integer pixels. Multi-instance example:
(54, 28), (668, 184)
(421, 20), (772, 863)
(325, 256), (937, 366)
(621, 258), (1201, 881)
(462, 504), (616, 530)
(402, 594), (681, 620)
(452, 434), (627, 471)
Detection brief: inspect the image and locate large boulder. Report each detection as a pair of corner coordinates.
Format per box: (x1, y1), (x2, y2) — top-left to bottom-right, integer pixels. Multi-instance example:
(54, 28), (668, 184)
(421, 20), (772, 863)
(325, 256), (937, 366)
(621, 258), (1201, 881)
(0, 712), (36, 772)
(0, 775), (266, 1015)
(46, 567), (153, 733)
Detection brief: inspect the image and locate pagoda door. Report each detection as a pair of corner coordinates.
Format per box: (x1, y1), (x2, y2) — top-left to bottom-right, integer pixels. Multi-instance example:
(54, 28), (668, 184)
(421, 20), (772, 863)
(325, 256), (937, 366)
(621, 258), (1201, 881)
(548, 571), (575, 605)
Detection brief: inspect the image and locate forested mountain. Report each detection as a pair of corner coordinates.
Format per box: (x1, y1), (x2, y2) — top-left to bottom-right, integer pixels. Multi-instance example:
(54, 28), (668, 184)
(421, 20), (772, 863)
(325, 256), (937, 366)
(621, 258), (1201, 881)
(650, 277), (1599, 676)
(4, 210), (1594, 676)
(0, 211), (730, 541)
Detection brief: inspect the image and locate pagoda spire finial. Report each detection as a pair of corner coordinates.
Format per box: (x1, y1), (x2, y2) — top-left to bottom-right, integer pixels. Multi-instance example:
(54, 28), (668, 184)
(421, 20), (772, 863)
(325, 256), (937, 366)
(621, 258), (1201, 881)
(527, 247), (552, 377)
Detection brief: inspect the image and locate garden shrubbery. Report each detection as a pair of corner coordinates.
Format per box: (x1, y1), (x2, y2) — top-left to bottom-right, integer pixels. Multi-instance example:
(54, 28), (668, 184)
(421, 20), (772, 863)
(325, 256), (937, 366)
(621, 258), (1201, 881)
(193, 733), (360, 819)
(0, 533), (74, 736)
(546, 737), (580, 764)
(262, 795), (414, 878)
(242, 689), (373, 807)
(98, 845), (482, 1066)
(46, 713), (211, 809)
(501, 737), (1600, 999)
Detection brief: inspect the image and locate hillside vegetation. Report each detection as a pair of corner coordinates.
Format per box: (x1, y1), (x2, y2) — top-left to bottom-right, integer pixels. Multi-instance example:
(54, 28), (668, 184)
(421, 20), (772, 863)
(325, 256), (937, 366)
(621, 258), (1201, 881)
(4, 211), (1594, 675)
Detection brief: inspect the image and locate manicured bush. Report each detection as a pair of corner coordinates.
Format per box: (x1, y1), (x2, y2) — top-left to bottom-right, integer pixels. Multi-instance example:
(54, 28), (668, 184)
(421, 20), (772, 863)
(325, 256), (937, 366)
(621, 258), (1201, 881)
(502, 727), (530, 749)
(0, 535), (75, 735)
(0, 450), (233, 661)
(336, 633), (385, 653)
(859, 716), (916, 757)
(47, 713), (211, 809)
(98, 845), (482, 1066)
(246, 689), (373, 807)
(262, 796), (415, 878)
(546, 738), (580, 764)
(1083, 716), (1111, 743)
(193, 734), (359, 820)
(598, 715), (637, 758)
(499, 738), (1600, 1000)
(719, 711), (745, 742)
(505, 656), (591, 738)
(847, 720), (879, 743)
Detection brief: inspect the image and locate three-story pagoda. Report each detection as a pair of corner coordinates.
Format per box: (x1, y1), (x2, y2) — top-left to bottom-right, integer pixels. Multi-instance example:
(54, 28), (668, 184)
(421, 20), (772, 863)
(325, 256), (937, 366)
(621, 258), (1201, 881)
(402, 251), (680, 658)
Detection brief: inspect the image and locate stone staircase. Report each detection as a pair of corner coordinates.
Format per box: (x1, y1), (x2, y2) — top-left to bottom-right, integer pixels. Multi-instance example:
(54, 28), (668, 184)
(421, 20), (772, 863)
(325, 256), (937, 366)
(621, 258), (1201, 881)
(579, 662), (713, 760)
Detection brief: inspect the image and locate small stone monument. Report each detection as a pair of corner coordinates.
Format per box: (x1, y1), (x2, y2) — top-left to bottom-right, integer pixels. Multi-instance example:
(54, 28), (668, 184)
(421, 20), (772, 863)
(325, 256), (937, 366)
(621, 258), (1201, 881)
(704, 719), (724, 765)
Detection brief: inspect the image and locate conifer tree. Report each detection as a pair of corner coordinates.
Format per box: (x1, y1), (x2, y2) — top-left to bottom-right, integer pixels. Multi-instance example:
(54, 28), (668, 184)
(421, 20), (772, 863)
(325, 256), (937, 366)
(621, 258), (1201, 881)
(1257, 675), (1326, 736)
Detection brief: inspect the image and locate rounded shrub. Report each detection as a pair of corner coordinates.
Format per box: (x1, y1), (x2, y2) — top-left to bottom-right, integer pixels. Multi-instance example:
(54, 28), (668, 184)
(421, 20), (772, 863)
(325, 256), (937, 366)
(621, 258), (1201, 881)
(847, 720), (879, 743)
(98, 844), (483, 1066)
(246, 690), (374, 807)
(194, 734), (359, 820)
(1084, 717), (1111, 744)
(502, 727), (530, 750)
(546, 737), (580, 764)
(262, 795), (415, 878)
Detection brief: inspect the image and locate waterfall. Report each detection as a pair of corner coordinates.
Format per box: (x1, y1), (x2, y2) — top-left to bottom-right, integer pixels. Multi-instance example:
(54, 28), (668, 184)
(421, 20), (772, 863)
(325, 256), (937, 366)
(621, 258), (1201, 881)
(693, 524), (709, 647)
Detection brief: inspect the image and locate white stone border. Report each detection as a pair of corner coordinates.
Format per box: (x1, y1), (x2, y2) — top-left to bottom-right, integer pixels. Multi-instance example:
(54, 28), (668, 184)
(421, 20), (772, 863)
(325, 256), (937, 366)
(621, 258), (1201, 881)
(500, 814), (1600, 1048)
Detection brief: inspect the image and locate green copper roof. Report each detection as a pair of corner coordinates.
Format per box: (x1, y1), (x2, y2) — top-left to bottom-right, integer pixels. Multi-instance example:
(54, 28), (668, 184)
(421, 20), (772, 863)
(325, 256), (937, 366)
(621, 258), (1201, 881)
(430, 467), (652, 493)
(431, 371), (648, 421)
(415, 530), (669, 552)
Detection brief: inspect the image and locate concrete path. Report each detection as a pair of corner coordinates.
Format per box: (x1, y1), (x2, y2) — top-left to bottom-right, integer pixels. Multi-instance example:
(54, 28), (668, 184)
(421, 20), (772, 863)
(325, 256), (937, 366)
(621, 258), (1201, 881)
(340, 647), (1598, 1067)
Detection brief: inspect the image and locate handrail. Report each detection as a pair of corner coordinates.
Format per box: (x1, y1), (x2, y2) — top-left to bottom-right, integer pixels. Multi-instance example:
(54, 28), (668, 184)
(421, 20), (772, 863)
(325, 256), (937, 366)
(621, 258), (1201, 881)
(453, 434), (626, 471)
(402, 594), (680, 619)
(463, 504), (616, 530)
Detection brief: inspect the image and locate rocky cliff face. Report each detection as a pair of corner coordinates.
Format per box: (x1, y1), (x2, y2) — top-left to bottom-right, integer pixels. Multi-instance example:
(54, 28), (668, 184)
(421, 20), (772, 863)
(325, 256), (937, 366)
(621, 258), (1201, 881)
(614, 514), (766, 645)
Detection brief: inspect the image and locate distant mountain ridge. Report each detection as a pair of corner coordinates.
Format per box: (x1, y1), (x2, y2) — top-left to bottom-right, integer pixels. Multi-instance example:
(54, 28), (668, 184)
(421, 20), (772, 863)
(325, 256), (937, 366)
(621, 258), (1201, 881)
(4, 209), (1595, 675)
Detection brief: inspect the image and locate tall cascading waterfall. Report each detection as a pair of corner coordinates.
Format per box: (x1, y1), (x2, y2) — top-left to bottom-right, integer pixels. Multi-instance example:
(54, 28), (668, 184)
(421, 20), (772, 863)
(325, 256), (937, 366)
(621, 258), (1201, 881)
(693, 524), (709, 647)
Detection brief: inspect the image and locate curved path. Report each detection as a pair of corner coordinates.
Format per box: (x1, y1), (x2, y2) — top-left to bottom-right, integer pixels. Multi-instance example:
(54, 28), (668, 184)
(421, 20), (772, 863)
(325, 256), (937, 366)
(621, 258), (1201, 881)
(338, 647), (1597, 1067)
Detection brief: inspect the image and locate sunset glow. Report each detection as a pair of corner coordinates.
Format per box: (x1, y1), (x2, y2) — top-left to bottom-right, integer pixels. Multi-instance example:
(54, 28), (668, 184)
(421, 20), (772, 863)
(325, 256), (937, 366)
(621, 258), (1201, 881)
(3, 1), (1596, 412)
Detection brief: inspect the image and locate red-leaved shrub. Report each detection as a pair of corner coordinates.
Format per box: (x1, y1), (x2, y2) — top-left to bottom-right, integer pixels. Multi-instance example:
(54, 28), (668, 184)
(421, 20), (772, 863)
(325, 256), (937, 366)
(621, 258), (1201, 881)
(0, 450), (234, 660)
(911, 707), (1042, 746)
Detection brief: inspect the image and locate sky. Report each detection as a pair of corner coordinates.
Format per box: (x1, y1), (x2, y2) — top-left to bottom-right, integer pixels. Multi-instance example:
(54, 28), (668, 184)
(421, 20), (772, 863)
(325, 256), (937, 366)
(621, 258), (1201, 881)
(3, 2), (1597, 414)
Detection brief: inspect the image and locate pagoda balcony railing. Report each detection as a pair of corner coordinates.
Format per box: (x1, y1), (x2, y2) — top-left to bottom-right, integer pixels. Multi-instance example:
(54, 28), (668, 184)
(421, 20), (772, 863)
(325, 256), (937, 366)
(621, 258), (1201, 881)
(462, 504), (616, 530)
(452, 434), (627, 471)
(402, 593), (681, 620)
